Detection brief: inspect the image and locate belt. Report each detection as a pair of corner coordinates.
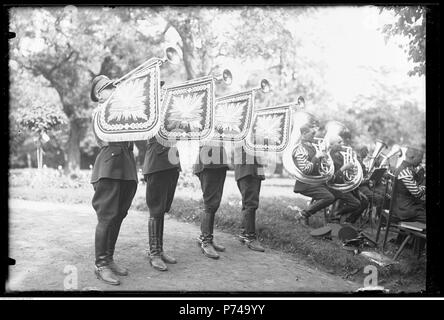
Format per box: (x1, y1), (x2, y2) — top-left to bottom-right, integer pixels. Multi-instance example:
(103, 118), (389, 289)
(107, 142), (133, 150)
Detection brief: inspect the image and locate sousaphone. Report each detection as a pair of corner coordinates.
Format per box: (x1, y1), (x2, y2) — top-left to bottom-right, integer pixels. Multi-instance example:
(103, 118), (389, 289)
(282, 98), (334, 184)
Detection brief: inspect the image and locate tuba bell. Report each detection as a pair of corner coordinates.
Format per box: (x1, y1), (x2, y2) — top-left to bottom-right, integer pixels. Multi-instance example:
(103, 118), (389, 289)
(282, 102), (334, 184)
(324, 121), (363, 193)
(379, 144), (404, 171)
(365, 139), (387, 178)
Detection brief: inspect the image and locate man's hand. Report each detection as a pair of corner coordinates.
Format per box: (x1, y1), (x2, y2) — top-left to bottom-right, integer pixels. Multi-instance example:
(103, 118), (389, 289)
(341, 162), (355, 171)
(315, 149), (326, 158)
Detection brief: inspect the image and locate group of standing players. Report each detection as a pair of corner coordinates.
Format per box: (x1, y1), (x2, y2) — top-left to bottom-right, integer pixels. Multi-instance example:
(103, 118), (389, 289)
(89, 75), (426, 286)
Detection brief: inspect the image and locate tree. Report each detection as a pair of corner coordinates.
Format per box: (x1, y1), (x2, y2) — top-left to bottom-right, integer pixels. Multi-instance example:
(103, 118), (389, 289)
(380, 6), (426, 77)
(9, 7), (167, 171)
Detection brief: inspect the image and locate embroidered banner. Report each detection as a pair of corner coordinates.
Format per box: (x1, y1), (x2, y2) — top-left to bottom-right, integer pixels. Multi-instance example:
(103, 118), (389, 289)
(93, 59), (161, 142)
(156, 76), (215, 145)
(203, 90), (254, 146)
(244, 104), (291, 153)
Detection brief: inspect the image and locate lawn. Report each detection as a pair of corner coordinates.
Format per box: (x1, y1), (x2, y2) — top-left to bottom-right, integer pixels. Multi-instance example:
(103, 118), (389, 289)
(9, 168), (426, 292)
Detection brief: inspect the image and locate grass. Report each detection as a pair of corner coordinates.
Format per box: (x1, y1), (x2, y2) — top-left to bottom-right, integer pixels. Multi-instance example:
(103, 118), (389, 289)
(9, 168), (426, 292)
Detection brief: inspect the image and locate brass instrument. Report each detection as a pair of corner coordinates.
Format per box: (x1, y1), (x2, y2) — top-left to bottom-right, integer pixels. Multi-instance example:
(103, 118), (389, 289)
(213, 69), (233, 85)
(313, 137), (332, 176)
(379, 144), (406, 172)
(364, 139), (387, 179)
(367, 139), (387, 173)
(113, 46), (180, 86)
(324, 121), (363, 192)
(255, 79), (271, 93)
(282, 99), (334, 184)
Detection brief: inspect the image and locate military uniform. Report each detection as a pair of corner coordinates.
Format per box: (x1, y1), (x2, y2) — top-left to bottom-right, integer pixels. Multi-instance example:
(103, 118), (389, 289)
(393, 160), (426, 223)
(91, 136), (138, 270)
(328, 149), (366, 223)
(293, 141), (337, 219)
(234, 146), (265, 244)
(193, 145), (228, 257)
(142, 137), (181, 270)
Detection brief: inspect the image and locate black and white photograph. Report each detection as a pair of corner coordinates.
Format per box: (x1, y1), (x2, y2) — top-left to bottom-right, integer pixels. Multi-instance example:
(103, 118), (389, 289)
(4, 4), (438, 297)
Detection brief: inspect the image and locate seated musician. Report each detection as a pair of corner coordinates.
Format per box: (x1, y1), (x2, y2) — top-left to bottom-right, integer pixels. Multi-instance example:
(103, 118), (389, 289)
(393, 147), (426, 223)
(326, 135), (368, 224)
(292, 116), (337, 225)
(355, 145), (385, 221)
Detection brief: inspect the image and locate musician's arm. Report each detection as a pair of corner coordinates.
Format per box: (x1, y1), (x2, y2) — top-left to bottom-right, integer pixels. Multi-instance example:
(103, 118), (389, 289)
(293, 145), (316, 174)
(398, 167), (426, 200)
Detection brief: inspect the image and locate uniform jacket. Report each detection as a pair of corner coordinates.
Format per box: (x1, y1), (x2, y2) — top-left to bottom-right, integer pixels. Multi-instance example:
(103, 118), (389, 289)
(90, 139), (138, 184)
(142, 137), (181, 175)
(193, 145), (229, 175)
(293, 141), (322, 193)
(393, 161), (425, 219)
(233, 146), (265, 181)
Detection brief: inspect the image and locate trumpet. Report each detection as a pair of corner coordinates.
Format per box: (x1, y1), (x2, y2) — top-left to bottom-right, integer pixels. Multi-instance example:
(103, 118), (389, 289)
(253, 79), (271, 93)
(113, 46), (180, 86)
(212, 69), (233, 85)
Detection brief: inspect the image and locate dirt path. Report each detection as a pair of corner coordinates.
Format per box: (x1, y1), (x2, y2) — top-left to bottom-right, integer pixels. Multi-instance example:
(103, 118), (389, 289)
(7, 199), (359, 292)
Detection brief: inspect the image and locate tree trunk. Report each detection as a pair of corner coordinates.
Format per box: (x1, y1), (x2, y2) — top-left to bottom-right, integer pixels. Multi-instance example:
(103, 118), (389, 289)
(174, 19), (200, 80)
(66, 119), (81, 172)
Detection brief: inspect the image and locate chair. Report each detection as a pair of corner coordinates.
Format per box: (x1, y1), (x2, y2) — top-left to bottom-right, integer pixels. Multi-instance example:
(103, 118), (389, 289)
(375, 172), (401, 251)
(375, 172), (427, 259)
(393, 223), (426, 260)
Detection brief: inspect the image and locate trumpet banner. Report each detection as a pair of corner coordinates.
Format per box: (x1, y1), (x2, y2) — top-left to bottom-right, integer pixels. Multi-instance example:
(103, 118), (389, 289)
(93, 59), (161, 142)
(244, 105), (291, 153)
(156, 76), (215, 145)
(206, 90), (254, 145)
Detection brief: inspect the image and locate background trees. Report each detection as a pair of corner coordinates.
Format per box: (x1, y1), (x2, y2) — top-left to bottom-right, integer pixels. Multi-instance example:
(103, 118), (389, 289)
(9, 6), (426, 171)
(380, 6), (426, 77)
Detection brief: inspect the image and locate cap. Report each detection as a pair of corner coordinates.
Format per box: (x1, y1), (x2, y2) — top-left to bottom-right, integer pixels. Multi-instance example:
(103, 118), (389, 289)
(310, 226), (332, 238)
(338, 225), (359, 242)
(405, 145), (424, 164)
(90, 75), (114, 102)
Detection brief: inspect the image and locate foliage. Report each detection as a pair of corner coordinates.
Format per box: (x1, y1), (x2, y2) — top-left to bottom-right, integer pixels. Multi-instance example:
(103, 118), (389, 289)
(17, 104), (67, 134)
(9, 7), (425, 170)
(380, 6), (426, 77)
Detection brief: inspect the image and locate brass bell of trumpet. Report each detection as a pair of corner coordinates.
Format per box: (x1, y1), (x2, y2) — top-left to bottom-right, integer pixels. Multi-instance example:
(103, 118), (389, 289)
(282, 109), (334, 185)
(164, 46), (181, 65)
(113, 46), (181, 86)
(213, 69), (233, 85)
(259, 79), (271, 93)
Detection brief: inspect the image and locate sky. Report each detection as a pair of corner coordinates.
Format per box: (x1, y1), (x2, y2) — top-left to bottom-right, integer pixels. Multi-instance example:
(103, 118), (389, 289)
(207, 6), (425, 110)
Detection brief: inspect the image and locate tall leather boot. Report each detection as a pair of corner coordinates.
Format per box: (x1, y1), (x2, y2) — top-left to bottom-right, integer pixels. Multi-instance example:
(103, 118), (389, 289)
(159, 215), (177, 264)
(95, 223), (120, 285)
(207, 209), (225, 252)
(106, 218), (129, 276)
(199, 210), (220, 259)
(148, 217), (167, 271)
(239, 210), (265, 252)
